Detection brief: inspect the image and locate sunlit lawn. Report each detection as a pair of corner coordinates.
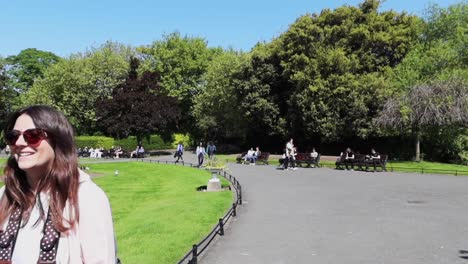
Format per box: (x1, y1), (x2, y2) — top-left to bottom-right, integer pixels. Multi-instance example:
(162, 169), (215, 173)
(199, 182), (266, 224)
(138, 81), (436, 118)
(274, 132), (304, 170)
(87, 162), (232, 263)
(0, 159), (233, 263)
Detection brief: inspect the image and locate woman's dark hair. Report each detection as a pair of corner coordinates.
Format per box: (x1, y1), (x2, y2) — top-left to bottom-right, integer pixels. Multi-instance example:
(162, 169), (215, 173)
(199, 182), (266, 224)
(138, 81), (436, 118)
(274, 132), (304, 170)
(0, 105), (80, 232)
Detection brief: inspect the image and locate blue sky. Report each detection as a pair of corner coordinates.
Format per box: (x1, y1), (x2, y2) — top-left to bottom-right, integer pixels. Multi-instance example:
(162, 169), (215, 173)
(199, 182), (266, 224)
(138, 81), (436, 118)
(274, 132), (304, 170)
(0, 0), (461, 57)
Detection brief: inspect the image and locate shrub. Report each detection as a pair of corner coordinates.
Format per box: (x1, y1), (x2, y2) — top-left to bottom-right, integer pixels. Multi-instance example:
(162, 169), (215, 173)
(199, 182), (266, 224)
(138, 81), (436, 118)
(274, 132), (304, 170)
(75, 136), (114, 149)
(115, 135), (172, 151)
(172, 133), (192, 148)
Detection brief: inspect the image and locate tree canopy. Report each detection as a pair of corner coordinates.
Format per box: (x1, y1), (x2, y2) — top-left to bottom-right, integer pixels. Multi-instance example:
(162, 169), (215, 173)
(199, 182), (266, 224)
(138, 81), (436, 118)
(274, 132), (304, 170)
(95, 58), (181, 142)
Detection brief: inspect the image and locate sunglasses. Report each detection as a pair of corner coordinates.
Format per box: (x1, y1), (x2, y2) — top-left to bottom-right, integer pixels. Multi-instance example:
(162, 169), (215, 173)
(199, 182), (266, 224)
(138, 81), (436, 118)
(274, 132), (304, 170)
(5, 128), (49, 147)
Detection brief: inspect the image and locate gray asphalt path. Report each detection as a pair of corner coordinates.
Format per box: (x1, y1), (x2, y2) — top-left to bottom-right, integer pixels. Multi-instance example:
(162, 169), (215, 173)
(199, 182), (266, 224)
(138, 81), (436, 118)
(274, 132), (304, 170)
(195, 160), (468, 264)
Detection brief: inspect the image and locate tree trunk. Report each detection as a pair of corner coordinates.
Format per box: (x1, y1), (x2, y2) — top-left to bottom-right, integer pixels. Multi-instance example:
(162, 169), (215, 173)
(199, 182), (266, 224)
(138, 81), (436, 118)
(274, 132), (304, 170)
(415, 132), (421, 162)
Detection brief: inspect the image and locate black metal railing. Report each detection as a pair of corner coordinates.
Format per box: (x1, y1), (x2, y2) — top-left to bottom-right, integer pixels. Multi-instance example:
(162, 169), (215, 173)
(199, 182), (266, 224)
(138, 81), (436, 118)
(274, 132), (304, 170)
(138, 159), (242, 264)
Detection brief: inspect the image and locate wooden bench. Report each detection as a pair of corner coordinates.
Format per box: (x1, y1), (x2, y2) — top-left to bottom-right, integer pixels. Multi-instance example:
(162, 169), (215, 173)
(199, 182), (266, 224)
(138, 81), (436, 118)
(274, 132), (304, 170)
(236, 152), (248, 164)
(256, 152), (270, 165)
(236, 152), (270, 165)
(295, 153), (321, 168)
(363, 154), (388, 172)
(336, 153), (388, 171)
(335, 154), (366, 170)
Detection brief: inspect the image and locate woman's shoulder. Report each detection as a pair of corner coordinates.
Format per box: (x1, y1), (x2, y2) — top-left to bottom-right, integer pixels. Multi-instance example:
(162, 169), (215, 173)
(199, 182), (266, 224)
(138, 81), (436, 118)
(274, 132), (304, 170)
(0, 186), (5, 197)
(78, 171), (109, 202)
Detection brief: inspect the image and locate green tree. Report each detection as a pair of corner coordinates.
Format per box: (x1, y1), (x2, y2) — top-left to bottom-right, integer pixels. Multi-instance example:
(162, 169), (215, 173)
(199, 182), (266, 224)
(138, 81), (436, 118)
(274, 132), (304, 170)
(235, 0), (419, 144)
(383, 1), (468, 161)
(6, 48), (61, 93)
(192, 50), (248, 141)
(391, 1), (467, 88)
(95, 58), (181, 142)
(0, 58), (16, 136)
(138, 32), (222, 132)
(232, 42), (289, 143)
(24, 42), (132, 134)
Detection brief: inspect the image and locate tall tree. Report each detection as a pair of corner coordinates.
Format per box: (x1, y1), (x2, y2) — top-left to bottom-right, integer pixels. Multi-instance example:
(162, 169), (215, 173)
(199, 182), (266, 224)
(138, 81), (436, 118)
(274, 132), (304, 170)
(390, 1), (467, 90)
(192, 50), (248, 141)
(6, 48), (61, 93)
(376, 78), (468, 161)
(96, 58), (181, 142)
(138, 32), (222, 132)
(235, 0), (420, 144)
(24, 42), (132, 134)
(383, 1), (468, 161)
(0, 59), (16, 135)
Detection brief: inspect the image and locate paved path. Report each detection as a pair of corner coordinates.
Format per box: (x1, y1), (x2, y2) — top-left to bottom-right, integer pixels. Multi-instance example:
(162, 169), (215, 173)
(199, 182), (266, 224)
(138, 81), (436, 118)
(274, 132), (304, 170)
(80, 152), (468, 264)
(190, 157), (468, 264)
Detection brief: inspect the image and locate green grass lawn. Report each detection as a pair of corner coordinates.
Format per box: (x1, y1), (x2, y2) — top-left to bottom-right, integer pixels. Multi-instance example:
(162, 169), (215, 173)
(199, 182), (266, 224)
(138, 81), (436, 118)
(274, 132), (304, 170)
(85, 162), (232, 263)
(0, 160), (233, 263)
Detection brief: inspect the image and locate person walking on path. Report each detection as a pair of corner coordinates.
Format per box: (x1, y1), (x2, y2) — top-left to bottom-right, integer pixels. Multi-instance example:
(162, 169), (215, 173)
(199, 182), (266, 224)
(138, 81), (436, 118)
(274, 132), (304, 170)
(196, 142), (206, 167)
(207, 141), (216, 160)
(174, 142), (184, 162)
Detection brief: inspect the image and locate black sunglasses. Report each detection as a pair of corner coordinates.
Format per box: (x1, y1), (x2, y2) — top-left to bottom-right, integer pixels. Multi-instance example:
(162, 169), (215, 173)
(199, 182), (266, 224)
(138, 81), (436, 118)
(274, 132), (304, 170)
(5, 128), (49, 146)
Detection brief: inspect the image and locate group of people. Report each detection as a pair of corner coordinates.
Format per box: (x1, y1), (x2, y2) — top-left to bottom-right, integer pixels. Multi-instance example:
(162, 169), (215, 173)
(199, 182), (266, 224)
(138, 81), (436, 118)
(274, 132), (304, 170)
(340, 147), (381, 171)
(243, 147), (261, 165)
(195, 141), (216, 167)
(281, 138), (298, 170)
(77, 145), (125, 159)
(280, 138), (320, 170)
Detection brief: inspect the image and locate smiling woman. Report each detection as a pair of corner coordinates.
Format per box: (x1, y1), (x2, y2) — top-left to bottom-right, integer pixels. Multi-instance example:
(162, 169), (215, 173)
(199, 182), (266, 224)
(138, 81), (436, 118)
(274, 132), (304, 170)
(0, 105), (117, 263)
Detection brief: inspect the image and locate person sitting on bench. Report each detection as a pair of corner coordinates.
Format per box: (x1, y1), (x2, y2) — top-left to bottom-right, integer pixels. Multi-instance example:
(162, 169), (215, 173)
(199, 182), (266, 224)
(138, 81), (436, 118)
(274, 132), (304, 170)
(344, 147), (355, 170)
(310, 147), (318, 167)
(366, 148), (381, 172)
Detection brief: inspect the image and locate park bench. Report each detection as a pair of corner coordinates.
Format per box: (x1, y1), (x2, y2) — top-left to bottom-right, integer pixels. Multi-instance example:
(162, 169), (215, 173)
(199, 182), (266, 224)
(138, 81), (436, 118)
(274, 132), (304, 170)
(336, 153), (388, 171)
(236, 152), (247, 164)
(256, 152), (270, 165)
(335, 154), (366, 170)
(236, 152), (270, 165)
(295, 153), (321, 168)
(363, 154), (388, 172)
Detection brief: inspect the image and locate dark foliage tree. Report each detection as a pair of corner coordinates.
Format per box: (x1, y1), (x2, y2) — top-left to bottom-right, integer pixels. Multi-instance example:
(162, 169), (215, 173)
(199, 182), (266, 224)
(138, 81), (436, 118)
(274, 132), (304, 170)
(96, 58), (180, 143)
(0, 60), (16, 138)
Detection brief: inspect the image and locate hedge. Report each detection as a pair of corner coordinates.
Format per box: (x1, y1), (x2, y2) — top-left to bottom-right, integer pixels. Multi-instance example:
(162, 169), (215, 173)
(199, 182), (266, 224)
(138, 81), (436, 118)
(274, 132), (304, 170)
(75, 136), (114, 149)
(114, 135), (172, 151)
(75, 134), (189, 151)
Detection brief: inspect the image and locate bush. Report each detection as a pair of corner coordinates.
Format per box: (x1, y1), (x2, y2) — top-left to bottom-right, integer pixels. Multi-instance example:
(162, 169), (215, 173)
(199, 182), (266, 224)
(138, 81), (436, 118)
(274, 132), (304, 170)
(172, 133), (192, 148)
(75, 136), (114, 149)
(115, 135), (172, 151)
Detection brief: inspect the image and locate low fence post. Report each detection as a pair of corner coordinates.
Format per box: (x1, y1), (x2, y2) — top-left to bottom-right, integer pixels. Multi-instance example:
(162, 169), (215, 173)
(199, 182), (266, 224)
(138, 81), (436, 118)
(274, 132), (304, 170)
(232, 203), (237, 217)
(189, 244), (198, 264)
(238, 185), (242, 205)
(218, 218), (224, 236)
